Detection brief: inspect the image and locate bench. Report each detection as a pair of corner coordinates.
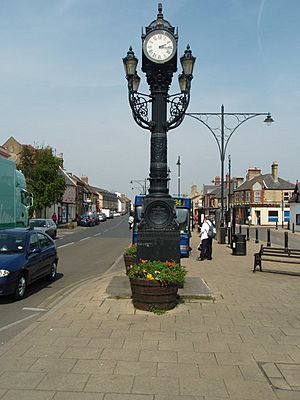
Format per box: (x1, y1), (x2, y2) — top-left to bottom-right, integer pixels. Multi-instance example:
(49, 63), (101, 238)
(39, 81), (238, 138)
(253, 245), (300, 273)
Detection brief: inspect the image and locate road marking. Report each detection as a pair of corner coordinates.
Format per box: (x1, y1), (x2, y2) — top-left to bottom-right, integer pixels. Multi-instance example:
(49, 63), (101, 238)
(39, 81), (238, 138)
(0, 314), (39, 333)
(58, 242), (74, 249)
(94, 233), (102, 236)
(80, 237), (90, 241)
(22, 307), (48, 312)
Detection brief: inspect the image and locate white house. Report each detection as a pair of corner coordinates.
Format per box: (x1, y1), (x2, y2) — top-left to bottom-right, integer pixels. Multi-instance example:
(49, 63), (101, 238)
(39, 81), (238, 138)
(289, 183), (300, 232)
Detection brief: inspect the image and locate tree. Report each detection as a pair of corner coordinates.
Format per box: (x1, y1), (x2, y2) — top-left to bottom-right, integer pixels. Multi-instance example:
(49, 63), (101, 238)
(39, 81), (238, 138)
(18, 146), (66, 216)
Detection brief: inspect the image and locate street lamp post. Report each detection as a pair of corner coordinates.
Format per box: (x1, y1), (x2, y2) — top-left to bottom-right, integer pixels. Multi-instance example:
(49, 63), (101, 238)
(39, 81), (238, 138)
(123, 4), (195, 261)
(130, 179), (147, 195)
(176, 156), (181, 197)
(186, 104), (273, 243)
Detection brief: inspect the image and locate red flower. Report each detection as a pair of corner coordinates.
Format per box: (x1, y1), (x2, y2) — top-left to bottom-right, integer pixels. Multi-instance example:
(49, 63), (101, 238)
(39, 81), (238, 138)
(141, 259), (148, 264)
(166, 261), (175, 267)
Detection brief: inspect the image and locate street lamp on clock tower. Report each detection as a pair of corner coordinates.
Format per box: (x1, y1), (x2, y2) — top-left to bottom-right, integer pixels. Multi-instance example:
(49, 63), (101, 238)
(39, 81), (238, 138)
(123, 4), (195, 262)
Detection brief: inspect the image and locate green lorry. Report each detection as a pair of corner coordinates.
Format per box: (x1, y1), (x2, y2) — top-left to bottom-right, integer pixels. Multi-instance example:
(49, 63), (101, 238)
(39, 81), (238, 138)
(0, 158), (33, 228)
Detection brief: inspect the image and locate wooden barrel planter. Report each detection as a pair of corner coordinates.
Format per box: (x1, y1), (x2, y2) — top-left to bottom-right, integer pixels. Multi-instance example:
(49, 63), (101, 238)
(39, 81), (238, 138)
(129, 279), (179, 311)
(123, 255), (137, 275)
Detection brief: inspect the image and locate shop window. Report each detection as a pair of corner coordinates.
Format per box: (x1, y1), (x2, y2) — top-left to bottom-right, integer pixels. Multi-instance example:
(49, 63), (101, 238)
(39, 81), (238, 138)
(268, 210), (278, 222)
(284, 210), (290, 222)
(296, 214), (300, 225)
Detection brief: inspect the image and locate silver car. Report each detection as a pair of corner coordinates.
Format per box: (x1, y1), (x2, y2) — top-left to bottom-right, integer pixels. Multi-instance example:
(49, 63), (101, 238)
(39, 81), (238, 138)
(29, 219), (57, 239)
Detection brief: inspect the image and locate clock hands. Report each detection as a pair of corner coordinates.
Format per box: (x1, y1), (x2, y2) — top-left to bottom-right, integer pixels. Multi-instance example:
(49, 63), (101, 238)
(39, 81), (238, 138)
(159, 44), (172, 49)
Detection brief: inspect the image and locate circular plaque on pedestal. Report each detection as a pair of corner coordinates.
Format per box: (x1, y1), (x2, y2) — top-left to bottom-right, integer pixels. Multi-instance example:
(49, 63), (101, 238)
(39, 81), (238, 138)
(144, 200), (173, 228)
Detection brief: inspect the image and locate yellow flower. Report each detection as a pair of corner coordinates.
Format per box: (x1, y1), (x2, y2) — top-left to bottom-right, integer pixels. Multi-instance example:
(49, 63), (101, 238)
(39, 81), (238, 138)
(146, 273), (154, 280)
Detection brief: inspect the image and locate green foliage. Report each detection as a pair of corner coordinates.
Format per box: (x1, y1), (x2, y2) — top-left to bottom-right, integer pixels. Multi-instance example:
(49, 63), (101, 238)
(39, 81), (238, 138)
(123, 244), (137, 257)
(18, 146), (66, 213)
(128, 259), (186, 285)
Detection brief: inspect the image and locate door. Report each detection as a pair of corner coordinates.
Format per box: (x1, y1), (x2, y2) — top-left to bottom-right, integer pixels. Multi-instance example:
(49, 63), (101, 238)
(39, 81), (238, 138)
(27, 232), (43, 282)
(255, 210), (261, 225)
(37, 233), (55, 277)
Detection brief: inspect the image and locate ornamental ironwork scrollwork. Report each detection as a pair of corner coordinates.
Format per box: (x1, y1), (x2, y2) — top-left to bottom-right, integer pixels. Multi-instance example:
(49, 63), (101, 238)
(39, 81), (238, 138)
(128, 91), (153, 130)
(167, 91), (190, 130)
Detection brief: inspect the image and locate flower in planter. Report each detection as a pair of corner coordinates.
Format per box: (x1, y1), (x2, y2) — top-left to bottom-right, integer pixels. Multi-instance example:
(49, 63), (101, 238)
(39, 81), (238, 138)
(128, 259), (186, 286)
(123, 243), (137, 257)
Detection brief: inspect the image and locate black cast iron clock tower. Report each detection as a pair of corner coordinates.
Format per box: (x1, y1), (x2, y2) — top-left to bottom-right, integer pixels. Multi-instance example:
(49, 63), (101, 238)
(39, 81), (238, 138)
(123, 4), (195, 262)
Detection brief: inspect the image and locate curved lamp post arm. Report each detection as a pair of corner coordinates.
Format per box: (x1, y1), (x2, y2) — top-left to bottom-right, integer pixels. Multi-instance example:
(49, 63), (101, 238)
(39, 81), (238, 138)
(222, 112), (272, 155)
(186, 107), (273, 234)
(185, 113), (223, 158)
(186, 111), (273, 158)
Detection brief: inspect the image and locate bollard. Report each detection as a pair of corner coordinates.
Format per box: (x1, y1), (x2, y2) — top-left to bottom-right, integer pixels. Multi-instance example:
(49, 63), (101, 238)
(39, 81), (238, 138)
(255, 228), (259, 243)
(246, 227), (250, 241)
(287, 221), (290, 230)
(227, 227), (231, 245)
(293, 223), (295, 233)
(275, 221), (278, 230)
(239, 224), (242, 234)
(284, 232), (288, 250)
(267, 229), (271, 247)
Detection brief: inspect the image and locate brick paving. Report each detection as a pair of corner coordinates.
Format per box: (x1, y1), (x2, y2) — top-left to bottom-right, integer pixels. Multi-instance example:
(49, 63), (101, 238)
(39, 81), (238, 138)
(0, 231), (299, 399)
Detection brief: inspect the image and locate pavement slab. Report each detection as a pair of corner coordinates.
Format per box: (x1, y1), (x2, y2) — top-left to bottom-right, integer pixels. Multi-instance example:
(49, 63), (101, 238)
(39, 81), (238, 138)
(0, 231), (300, 399)
(0, 390), (55, 400)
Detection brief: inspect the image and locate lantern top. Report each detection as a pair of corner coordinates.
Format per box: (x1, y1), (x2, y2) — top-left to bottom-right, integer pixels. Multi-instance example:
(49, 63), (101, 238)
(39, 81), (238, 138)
(144, 3), (176, 35)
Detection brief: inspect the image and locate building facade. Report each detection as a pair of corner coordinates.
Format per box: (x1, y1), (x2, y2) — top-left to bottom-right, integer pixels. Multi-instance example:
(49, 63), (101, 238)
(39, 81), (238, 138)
(289, 183), (300, 232)
(233, 162), (295, 226)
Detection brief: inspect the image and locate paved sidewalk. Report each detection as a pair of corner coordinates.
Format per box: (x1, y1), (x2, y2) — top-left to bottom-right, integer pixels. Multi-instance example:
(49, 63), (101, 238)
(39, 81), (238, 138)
(0, 233), (299, 399)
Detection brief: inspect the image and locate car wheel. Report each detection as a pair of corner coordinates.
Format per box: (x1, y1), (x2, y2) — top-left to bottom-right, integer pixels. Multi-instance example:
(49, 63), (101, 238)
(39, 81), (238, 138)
(53, 230), (57, 239)
(47, 261), (57, 282)
(14, 274), (27, 300)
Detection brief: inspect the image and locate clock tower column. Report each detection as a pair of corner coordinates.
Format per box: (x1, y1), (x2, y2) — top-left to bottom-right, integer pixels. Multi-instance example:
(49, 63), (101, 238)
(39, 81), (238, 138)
(123, 3), (195, 263)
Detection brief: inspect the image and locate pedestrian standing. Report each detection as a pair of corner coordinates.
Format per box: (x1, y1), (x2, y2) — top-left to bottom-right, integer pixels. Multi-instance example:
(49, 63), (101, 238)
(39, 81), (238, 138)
(51, 212), (57, 224)
(197, 215), (213, 261)
(128, 213), (134, 230)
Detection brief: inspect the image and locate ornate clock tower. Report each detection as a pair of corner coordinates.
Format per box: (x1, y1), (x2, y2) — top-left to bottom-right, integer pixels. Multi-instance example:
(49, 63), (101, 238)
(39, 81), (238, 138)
(123, 4), (195, 262)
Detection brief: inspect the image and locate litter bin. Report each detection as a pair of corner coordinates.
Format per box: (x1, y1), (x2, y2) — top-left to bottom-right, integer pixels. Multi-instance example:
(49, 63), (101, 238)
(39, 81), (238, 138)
(232, 233), (246, 255)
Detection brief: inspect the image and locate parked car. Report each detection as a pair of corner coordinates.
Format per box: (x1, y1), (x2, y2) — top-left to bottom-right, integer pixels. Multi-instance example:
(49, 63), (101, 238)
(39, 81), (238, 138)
(97, 212), (107, 222)
(113, 212), (121, 217)
(29, 218), (57, 239)
(0, 228), (58, 300)
(77, 212), (98, 227)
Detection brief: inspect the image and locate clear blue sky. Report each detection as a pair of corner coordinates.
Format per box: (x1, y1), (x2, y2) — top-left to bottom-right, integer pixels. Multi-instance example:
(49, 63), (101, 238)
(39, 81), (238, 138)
(0, 0), (299, 200)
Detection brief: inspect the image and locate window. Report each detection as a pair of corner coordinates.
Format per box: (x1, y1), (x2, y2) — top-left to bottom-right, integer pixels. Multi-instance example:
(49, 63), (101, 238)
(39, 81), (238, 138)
(37, 233), (52, 249)
(296, 214), (300, 225)
(254, 190), (260, 203)
(268, 210), (278, 223)
(284, 210), (290, 222)
(283, 192), (290, 202)
(29, 233), (40, 252)
(245, 191), (250, 203)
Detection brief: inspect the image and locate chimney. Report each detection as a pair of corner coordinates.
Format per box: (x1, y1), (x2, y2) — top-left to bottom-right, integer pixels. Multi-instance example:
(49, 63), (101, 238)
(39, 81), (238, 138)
(271, 161), (279, 182)
(81, 175), (89, 184)
(246, 167), (261, 181)
(191, 184), (197, 196)
(214, 176), (221, 186)
(225, 173), (230, 189)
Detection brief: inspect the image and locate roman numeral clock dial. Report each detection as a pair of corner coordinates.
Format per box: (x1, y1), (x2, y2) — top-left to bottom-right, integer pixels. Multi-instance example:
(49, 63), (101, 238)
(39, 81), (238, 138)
(143, 30), (176, 64)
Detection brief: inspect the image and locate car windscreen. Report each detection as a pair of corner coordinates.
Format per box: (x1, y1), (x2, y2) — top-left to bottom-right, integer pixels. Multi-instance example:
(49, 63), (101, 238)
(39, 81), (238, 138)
(0, 232), (26, 253)
(30, 220), (46, 227)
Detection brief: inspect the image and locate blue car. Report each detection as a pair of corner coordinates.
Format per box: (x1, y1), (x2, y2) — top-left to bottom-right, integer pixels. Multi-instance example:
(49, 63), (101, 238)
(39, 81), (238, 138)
(0, 228), (58, 300)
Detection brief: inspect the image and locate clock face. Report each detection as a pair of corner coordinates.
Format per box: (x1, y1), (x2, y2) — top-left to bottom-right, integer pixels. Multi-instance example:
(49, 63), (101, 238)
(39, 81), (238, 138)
(144, 30), (176, 64)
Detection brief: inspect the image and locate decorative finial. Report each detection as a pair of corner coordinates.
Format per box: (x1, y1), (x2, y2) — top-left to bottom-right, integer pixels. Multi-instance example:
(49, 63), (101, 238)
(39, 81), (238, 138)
(158, 3), (162, 13)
